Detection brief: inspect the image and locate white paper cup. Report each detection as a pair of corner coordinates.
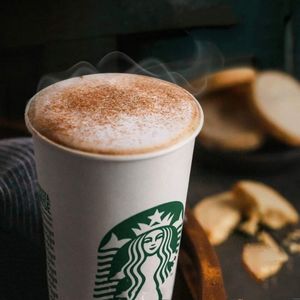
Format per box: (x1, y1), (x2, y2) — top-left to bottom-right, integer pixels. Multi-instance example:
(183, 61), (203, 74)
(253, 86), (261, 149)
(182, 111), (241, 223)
(25, 84), (203, 300)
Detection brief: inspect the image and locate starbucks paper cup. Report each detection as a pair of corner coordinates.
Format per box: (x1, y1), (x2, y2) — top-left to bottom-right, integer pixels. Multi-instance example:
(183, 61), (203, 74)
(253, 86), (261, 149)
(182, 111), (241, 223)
(25, 74), (203, 300)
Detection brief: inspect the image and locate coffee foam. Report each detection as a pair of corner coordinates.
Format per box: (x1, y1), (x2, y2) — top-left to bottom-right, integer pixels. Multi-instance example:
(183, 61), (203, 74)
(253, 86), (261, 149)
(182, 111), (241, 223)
(27, 73), (201, 155)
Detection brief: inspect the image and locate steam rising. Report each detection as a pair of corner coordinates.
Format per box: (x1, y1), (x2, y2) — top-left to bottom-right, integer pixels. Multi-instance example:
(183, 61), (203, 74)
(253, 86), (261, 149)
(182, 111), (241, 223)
(37, 41), (224, 96)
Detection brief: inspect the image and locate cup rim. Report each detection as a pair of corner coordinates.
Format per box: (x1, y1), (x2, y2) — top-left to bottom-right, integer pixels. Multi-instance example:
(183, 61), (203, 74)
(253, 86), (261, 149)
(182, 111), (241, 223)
(25, 89), (204, 162)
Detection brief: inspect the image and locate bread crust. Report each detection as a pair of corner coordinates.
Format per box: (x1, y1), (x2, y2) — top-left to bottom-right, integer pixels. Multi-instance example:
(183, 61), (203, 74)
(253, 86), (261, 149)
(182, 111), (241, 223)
(190, 67), (256, 94)
(251, 71), (300, 146)
(198, 86), (265, 151)
(233, 180), (299, 229)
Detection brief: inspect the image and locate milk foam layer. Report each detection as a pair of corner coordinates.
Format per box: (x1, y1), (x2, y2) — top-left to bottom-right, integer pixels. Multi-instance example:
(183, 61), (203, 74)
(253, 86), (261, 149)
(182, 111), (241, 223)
(27, 73), (201, 155)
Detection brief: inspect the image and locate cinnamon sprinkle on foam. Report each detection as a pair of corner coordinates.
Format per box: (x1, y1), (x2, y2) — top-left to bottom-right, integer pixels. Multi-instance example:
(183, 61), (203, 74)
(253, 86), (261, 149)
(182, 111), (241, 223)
(28, 73), (201, 155)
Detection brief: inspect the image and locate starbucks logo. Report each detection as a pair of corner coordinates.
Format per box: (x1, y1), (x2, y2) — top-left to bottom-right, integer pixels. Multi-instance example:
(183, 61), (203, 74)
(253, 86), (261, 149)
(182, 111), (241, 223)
(93, 201), (184, 300)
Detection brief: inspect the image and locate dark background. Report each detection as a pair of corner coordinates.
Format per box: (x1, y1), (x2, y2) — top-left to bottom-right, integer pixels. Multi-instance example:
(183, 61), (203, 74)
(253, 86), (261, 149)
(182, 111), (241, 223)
(0, 0), (299, 123)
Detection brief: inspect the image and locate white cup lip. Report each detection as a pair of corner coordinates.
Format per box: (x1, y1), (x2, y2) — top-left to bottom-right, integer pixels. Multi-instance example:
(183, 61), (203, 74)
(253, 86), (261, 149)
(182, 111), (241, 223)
(25, 91), (204, 162)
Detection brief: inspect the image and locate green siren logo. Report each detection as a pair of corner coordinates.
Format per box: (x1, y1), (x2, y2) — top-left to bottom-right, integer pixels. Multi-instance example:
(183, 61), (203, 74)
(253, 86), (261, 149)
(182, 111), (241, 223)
(93, 201), (183, 300)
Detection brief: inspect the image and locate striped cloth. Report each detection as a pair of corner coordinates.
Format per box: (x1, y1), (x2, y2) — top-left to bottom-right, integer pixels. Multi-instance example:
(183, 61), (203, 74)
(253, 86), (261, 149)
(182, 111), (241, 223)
(0, 138), (43, 244)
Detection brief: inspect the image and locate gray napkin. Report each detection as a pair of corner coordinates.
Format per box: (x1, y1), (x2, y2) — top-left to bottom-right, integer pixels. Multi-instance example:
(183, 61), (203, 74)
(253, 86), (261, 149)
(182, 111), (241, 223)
(0, 137), (43, 243)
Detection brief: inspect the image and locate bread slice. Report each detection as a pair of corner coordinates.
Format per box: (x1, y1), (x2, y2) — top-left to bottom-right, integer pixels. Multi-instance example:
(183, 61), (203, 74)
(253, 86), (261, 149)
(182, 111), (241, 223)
(193, 191), (241, 245)
(233, 180), (299, 229)
(283, 229), (300, 254)
(257, 231), (283, 249)
(242, 232), (288, 281)
(251, 71), (300, 146)
(239, 210), (260, 236)
(190, 67), (256, 94)
(199, 88), (265, 151)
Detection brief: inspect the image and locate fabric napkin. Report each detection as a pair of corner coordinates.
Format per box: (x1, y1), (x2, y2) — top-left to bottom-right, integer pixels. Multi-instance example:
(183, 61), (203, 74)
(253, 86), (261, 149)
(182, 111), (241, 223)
(0, 138), (43, 243)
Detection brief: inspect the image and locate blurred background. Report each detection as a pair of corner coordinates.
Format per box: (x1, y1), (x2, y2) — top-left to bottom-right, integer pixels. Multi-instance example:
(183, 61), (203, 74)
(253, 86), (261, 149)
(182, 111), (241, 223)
(0, 0), (298, 136)
(1, 1), (300, 300)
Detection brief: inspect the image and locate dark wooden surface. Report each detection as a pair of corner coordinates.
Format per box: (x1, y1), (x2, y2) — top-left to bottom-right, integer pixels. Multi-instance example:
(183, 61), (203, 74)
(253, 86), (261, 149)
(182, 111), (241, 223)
(0, 230), (48, 300)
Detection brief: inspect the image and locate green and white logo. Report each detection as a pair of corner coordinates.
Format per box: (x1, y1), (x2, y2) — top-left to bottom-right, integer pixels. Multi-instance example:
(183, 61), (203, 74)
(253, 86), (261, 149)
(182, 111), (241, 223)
(93, 201), (184, 300)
